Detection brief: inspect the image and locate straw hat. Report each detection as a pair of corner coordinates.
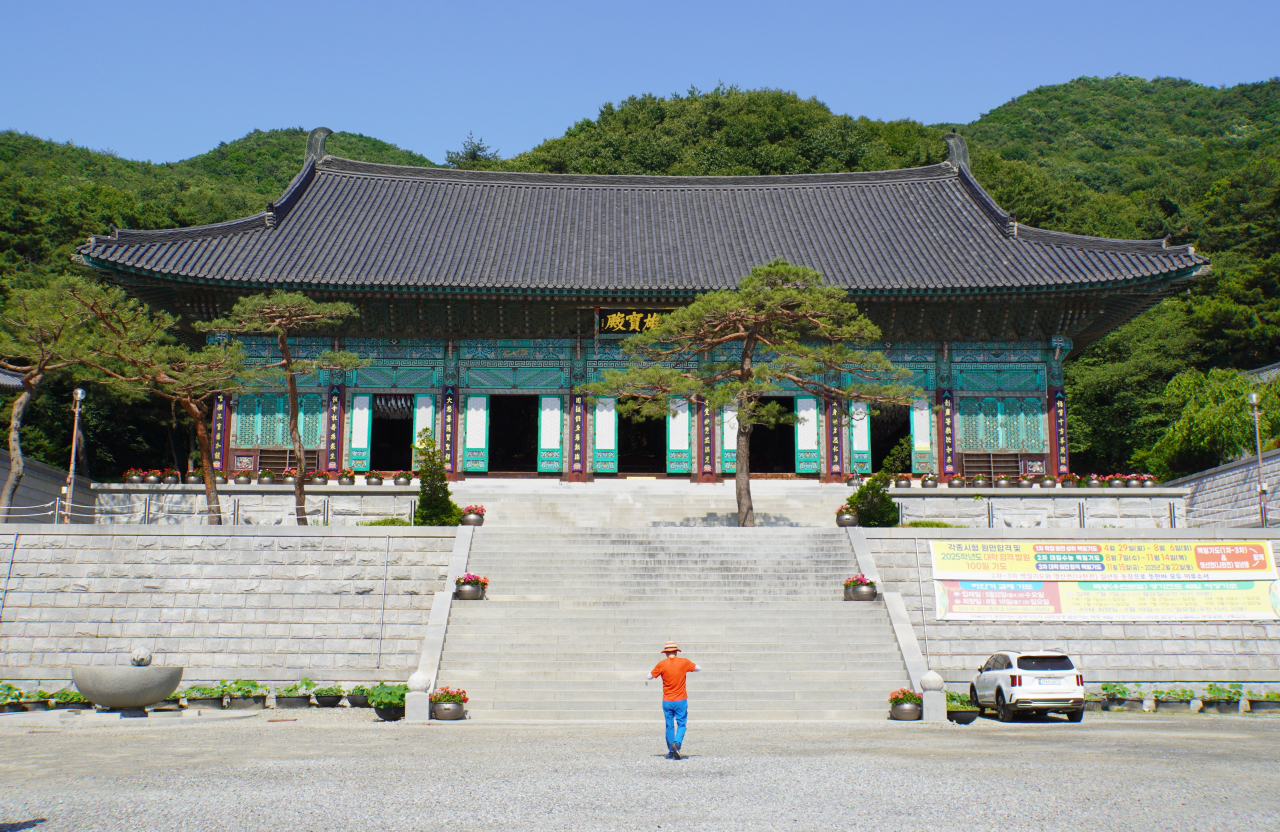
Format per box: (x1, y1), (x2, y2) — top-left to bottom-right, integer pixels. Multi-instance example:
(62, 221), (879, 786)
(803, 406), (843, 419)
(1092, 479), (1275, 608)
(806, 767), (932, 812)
(661, 642), (681, 653)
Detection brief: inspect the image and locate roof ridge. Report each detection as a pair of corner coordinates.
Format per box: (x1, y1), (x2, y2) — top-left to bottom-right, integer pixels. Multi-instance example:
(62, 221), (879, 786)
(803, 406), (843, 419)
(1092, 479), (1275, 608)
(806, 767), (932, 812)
(92, 212), (272, 246)
(316, 156), (959, 188)
(1015, 225), (1196, 256)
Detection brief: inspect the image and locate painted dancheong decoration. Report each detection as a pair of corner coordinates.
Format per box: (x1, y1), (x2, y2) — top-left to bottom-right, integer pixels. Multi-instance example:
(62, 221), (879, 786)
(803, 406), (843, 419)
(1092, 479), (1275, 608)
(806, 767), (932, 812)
(72, 128), (1205, 480)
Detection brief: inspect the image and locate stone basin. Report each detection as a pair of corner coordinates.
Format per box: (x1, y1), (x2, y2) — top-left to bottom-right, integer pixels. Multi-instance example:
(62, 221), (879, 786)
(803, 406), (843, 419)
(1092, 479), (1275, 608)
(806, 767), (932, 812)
(71, 666), (183, 709)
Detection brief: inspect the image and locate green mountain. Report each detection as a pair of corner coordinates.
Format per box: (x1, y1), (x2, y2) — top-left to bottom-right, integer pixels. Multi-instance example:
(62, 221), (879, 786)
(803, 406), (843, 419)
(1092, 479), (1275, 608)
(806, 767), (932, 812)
(1, 78), (1277, 477)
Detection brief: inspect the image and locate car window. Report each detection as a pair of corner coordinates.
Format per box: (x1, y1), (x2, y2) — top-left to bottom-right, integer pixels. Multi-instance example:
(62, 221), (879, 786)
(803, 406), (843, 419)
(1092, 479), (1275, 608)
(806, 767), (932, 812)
(981, 657), (995, 672)
(992, 655), (1008, 670)
(1017, 655), (1075, 671)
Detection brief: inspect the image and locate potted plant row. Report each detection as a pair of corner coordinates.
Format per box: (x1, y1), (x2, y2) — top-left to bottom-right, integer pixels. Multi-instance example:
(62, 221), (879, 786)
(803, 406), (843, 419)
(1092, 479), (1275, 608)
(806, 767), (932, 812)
(945, 690), (979, 724)
(889, 687), (922, 721)
(393, 470), (414, 486)
(256, 470), (277, 485)
(308, 470), (330, 485)
(835, 505), (857, 527)
(368, 682), (409, 721)
(430, 686), (468, 720)
(346, 684), (373, 708)
(461, 505), (486, 525)
(843, 574), (876, 601)
(364, 471), (384, 485)
(338, 468), (357, 486)
(1247, 690), (1280, 712)
(281, 468), (299, 484)
(455, 573), (489, 600)
(274, 677), (317, 709)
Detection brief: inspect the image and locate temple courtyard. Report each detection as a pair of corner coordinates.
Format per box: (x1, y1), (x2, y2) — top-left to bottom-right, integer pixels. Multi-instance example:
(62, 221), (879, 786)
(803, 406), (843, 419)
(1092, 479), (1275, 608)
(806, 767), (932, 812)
(1, 711), (1276, 831)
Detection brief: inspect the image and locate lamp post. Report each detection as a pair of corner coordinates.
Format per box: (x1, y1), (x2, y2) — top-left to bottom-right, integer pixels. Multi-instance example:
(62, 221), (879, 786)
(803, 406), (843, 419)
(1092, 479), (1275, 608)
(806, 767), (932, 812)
(1246, 391), (1267, 528)
(63, 388), (86, 524)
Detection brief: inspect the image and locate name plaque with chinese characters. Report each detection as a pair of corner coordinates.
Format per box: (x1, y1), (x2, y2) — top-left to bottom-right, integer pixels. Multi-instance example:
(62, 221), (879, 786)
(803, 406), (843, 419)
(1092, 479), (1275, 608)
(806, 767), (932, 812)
(211, 393), (228, 472)
(596, 308), (671, 336)
(326, 386), (343, 471)
(1052, 389), (1069, 474)
(442, 386), (456, 473)
(940, 390), (955, 475)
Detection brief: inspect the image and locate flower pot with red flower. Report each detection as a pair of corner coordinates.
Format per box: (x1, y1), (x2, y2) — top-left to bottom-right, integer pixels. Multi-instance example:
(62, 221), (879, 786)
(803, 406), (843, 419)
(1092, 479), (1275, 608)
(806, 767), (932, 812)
(889, 687), (922, 720)
(281, 468), (299, 485)
(455, 573), (488, 600)
(393, 470), (413, 486)
(124, 468), (147, 484)
(844, 574), (876, 601)
(430, 686), (469, 720)
(161, 468), (181, 485)
(307, 470), (329, 486)
(338, 468), (356, 486)
(461, 505), (486, 526)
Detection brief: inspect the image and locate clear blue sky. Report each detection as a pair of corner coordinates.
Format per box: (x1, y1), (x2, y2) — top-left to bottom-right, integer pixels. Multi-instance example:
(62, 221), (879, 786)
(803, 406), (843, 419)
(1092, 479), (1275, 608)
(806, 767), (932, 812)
(3, 0), (1277, 164)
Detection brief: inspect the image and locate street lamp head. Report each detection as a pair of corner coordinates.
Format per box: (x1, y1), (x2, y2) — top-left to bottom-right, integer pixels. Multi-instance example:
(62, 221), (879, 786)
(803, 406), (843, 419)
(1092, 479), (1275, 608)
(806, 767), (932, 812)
(1247, 391), (1261, 406)
(72, 388), (86, 402)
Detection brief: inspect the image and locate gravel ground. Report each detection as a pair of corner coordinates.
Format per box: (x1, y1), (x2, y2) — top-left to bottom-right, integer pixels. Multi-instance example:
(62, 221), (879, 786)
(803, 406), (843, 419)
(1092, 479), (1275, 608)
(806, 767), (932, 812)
(1, 709), (1277, 831)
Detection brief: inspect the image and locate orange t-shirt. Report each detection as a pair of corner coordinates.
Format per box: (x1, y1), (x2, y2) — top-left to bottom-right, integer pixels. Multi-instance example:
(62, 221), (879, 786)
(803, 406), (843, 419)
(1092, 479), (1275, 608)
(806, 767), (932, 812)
(651, 656), (697, 701)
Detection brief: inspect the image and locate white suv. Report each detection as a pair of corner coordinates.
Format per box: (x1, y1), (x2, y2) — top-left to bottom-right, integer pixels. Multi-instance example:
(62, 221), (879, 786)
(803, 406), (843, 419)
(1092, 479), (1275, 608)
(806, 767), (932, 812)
(970, 651), (1085, 722)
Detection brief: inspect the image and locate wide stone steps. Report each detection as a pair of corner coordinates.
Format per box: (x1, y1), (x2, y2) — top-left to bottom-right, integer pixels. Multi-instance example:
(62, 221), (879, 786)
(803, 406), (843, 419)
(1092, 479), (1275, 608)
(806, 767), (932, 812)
(435, 526), (907, 720)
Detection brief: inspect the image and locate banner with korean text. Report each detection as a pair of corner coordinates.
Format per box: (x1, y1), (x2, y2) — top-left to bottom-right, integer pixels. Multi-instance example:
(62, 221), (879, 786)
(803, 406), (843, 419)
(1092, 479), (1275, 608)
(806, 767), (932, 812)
(930, 540), (1280, 621)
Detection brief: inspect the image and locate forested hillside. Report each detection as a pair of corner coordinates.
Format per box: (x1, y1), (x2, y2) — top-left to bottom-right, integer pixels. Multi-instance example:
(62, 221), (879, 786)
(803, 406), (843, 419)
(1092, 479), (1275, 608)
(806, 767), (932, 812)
(1, 80), (1277, 478)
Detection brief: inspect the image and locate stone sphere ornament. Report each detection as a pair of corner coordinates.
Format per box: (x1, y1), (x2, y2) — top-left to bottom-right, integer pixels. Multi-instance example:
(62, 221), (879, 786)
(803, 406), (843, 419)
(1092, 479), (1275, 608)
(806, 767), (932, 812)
(408, 671), (430, 693)
(921, 671), (945, 692)
(131, 648), (153, 667)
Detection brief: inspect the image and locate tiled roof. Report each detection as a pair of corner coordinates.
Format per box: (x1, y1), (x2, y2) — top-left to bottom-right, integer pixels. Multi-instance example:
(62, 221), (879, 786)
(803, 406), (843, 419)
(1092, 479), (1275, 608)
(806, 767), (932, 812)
(78, 129), (1206, 296)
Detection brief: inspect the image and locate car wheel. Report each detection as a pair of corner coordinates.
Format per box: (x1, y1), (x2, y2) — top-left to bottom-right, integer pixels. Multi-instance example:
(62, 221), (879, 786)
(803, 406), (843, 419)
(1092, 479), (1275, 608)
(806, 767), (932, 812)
(996, 690), (1013, 723)
(970, 685), (984, 715)
(1067, 708), (1084, 723)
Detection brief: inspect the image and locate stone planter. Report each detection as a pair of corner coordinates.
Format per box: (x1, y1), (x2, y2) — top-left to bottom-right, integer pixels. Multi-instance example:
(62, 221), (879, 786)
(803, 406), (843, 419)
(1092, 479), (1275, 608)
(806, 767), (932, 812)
(1200, 700), (1238, 715)
(921, 478), (938, 488)
(186, 696), (223, 709)
(432, 702), (465, 720)
(1248, 699), (1280, 712)
(274, 695), (311, 709)
(162, 475), (180, 484)
(947, 710), (979, 724)
(227, 695), (267, 710)
(894, 478), (913, 488)
(311, 476), (329, 486)
(1084, 700), (1104, 712)
(1156, 699), (1192, 713)
(1121, 698), (1147, 711)
(947, 478), (966, 488)
(71, 665), (183, 709)
(339, 477), (356, 486)
(1040, 477), (1057, 488)
(836, 513), (857, 527)
(184, 474), (203, 484)
(346, 694), (370, 708)
(144, 475), (161, 484)
(12, 700), (49, 712)
(844, 584), (876, 601)
(126, 476), (143, 484)
(394, 477), (412, 486)
(374, 705), (405, 721)
(315, 695), (343, 708)
(258, 477), (276, 485)
(461, 513), (485, 526)
(234, 475), (252, 485)
(365, 477), (383, 486)
(51, 700), (89, 710)
(156, 697), (182, 710)
(890, 702), (921, 721)
(456, 584), (484, 601)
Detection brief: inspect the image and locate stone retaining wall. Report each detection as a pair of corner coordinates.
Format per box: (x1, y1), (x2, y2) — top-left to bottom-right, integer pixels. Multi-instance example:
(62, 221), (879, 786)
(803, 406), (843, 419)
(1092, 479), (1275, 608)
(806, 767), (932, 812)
(1165, 449), (1280, 528)
(0, 526), (456, 688)
(891, 487), (1186, 529)
(858, 528), (1280, 691)
(92, 484), (417, 526)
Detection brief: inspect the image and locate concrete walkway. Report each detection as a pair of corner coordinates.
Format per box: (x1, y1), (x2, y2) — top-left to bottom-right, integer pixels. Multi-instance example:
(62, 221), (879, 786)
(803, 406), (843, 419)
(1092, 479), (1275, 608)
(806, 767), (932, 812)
(3, 709), (1277, 830)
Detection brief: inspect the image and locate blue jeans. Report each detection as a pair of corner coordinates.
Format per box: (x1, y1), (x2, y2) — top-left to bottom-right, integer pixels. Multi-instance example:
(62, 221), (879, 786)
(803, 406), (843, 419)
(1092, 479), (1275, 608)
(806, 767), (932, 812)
(663, 699), (688, 747)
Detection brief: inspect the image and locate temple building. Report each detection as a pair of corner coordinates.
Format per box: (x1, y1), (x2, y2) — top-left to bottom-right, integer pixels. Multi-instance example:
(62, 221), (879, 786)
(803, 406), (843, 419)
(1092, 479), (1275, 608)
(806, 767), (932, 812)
(75, 128), (1207, 482)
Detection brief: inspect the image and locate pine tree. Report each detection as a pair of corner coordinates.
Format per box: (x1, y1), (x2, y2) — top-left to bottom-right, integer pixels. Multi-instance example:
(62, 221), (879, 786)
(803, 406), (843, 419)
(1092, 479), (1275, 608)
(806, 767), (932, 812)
(413, 428), (462, 526)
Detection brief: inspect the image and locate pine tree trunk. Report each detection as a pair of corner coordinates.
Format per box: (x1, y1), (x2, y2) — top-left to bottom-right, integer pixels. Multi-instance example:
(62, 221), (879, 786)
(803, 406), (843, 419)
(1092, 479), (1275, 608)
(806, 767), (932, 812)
(279, 334), (308, 526)
(0, 379), (35, 522)
(735, 422), (754, 527)
(180, 399), (223, 525)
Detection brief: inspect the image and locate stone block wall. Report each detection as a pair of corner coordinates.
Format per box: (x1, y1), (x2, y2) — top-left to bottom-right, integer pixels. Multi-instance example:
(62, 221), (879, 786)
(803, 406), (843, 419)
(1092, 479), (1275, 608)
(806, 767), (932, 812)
(892, 489), (1186, 529)
(92, 484), (418, 526)
(0, 526), (456, 688)
(861, 528), (1280, 691)
(1166, 449), (1280, 528)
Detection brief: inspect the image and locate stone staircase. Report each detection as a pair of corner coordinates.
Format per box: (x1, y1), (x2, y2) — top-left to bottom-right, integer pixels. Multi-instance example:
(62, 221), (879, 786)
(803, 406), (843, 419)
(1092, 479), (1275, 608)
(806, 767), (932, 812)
(449, 479), (847, 527)
(436, 527), (908, 720)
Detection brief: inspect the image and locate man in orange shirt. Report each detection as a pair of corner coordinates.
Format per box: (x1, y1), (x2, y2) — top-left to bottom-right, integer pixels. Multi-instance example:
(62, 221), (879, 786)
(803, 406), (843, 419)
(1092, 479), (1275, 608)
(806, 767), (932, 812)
(647, 641), (701, 759)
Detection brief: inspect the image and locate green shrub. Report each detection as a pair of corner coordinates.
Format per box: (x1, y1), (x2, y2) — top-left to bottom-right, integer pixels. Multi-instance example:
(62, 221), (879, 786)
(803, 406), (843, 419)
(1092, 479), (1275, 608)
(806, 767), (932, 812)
(348, 684), (372, 697)
(359, 517), (410, 526)
(843, 436), (911, 527)
(901, 520), (955, 528)
(276, 678), (316, 697)
(413, 428), (463, 526)
(945, 690), (977, 710)
(313, 685), (345, 697)
(1204, 683), (1242, 702)
(51, 688), (87, 703)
